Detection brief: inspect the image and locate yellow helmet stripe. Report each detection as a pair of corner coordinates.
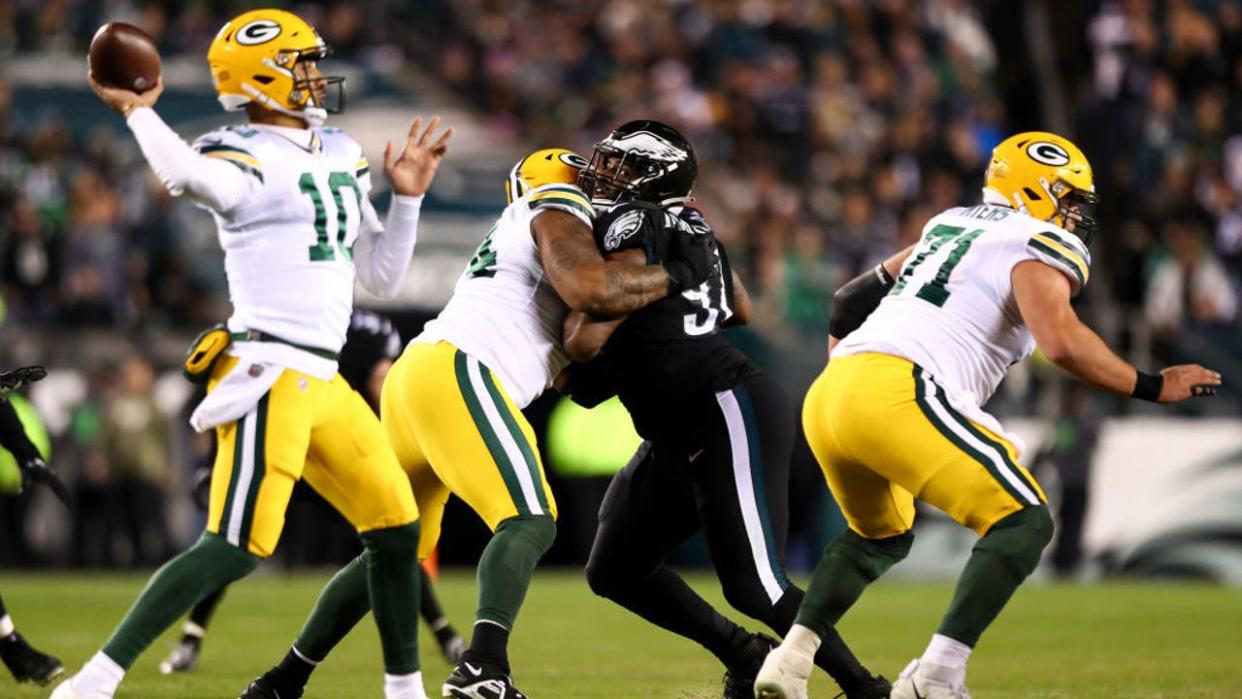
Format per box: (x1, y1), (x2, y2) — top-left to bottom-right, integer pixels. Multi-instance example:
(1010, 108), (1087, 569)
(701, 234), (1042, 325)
(1029, 235), (1088, 287)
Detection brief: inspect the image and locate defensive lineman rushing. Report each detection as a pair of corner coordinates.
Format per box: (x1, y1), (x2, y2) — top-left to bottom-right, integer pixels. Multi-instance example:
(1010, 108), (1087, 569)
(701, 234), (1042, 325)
(56, 9), (451, 699)
(561, 121), (888, 699)
(240, 147), (712, 699)
(755, 132), (1221, 699)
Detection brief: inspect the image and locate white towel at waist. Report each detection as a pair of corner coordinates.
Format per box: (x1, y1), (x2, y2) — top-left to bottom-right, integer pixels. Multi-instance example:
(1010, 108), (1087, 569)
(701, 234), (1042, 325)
(189, 348), (282, 433)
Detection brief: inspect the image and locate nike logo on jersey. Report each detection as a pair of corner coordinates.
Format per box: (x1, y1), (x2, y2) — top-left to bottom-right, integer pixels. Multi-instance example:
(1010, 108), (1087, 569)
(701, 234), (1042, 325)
(688, 448), (705, 463)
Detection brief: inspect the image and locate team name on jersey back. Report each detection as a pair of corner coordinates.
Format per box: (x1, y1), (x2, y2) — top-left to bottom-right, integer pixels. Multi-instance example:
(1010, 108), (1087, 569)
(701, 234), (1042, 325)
(835, 204), (1092, 408)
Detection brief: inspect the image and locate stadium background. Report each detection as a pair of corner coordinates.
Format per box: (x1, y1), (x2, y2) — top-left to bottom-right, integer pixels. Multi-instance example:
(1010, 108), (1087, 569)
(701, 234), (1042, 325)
(0, 0), (1239, 588)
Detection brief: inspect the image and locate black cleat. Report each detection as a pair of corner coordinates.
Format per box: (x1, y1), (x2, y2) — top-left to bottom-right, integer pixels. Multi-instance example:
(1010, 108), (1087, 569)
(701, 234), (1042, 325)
(159, 636), (202, 674)
(722, 633), (779, 699)
(434, 624), (466, 665)
(835, 674), (893, 699)
(0, 631), (64, 685)
(442, 660), (528, 698)
(238, 667), (303, 699)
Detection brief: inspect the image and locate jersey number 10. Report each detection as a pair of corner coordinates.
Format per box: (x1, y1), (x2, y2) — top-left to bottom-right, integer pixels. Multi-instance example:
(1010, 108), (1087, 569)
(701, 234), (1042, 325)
(300, 171), (363, 262)
(890, 224), (982, 307)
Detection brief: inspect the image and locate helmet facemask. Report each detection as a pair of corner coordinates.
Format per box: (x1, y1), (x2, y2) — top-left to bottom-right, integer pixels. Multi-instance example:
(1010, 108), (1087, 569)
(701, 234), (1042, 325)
(238, 44), (345, 127)
(577, 122), (697, 208)
(1049, 180), (1099, 246)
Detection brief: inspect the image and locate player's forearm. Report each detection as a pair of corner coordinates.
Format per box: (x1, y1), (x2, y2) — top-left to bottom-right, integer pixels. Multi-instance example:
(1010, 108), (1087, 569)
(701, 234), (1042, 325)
(354, 194), (423, 299)
(126, 107), (247, 211)
(584, 263), (671, 318)
(1042, 320), (1140, 396)
(0, 398), (41, 465)
(562, 311), (623, 361)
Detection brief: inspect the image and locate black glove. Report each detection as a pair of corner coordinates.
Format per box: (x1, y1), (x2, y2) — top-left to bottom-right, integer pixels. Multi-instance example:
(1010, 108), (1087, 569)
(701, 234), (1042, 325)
(662, 223), (713, 294)
(0, 366), (47, 395)
(20, 457), (70, 507)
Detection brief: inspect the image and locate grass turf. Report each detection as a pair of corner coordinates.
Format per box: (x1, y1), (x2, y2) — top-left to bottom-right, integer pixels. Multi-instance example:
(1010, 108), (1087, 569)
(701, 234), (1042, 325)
(2, 569), (1240, 698)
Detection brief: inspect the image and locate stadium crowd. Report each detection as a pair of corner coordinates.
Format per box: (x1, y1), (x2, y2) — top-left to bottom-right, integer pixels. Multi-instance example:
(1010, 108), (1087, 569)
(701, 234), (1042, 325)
(0, 0), (1239, 567)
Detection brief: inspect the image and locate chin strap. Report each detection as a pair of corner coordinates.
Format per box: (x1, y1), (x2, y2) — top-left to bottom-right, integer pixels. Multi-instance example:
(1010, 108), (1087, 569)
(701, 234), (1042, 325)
(238, 83), (327, 127)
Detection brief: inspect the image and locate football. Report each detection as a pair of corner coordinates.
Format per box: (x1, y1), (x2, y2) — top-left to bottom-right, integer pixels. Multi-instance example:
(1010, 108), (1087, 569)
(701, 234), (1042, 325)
(88, 22), (161, 93)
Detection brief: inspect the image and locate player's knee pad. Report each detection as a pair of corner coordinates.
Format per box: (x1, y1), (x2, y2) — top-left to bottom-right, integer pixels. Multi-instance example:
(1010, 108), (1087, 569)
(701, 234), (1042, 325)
(359, 520), (422, 561)
(825, 529), (914, 582)
(495, 514), (557, 556)
(975, 506), (1054, 579)
(197, 532), (261, 581)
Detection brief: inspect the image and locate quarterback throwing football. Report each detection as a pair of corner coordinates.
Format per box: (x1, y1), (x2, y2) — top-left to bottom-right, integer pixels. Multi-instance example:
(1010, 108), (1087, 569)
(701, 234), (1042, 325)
(57, 9), (450, 699)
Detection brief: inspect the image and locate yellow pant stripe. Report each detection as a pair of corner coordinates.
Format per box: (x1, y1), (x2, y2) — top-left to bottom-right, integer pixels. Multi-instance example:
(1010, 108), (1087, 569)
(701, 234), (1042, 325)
(912, 367), (1042, 506)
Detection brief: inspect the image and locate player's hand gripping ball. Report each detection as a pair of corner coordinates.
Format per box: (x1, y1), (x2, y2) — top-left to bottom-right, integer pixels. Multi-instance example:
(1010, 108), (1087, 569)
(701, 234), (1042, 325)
(89, 22), (161, 93)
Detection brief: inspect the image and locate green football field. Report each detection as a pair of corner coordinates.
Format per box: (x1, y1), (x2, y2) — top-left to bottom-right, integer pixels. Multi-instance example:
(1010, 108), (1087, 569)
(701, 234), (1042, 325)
(2, 569), (1240, 698)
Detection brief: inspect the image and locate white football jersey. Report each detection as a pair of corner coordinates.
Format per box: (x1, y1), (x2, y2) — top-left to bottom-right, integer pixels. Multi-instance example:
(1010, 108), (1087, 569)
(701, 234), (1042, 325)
(414, 183), (596, 407)
(836, 203), (1092, 408)
(190, 124), (375, 356)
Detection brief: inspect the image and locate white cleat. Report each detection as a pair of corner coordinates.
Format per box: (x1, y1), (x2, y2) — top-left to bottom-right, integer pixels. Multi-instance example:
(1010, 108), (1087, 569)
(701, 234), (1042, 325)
(890, 659), (972, 699)
(49, 678), (115, 699)
(752, 642), (813, 699)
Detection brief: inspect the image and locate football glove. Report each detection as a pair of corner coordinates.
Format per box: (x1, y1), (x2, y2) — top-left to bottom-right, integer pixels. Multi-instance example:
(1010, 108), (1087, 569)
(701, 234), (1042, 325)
(20, 457), (70, 507)
(0, 366), (47, 396)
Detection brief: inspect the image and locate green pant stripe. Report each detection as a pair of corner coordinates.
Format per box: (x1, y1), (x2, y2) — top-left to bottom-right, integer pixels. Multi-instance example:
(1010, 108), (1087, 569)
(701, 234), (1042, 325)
(930, 385), (1042, 504)
(236, 394), (270, 546)
(454, 351), (530, 516)
(479, 368), (549, 513)
(217, 414), (246, 535)
(912, 367), (1029, 505)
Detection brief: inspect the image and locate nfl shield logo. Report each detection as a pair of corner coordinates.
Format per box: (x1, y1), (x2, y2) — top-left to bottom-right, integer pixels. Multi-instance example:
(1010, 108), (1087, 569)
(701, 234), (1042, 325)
(248, 364), (264, 378)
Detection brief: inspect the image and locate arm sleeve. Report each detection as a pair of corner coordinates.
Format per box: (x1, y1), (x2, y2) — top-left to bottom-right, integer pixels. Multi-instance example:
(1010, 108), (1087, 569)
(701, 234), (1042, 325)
(0, 398), (40, 465)
(353, 193), (423, 299)
(1021, 228), (1092, 296)
(125, 107), (257, 212)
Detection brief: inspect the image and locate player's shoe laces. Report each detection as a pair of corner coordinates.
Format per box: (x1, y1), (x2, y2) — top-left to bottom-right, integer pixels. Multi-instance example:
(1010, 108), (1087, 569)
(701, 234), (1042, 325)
(159, 636), (202, 674)
(752, 639), (814, 699)
(0, 631), (64, 685)
(722, 632), (779, 699)
(889, 659), (972, 699)
(442, 660), (527, 699)
(238, 667), (303, 699)
(434, 624), (467, 665)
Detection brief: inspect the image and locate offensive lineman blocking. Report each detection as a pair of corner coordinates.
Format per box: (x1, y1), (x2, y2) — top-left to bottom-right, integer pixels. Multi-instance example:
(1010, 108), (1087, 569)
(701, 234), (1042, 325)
(56, 10), (451, 699)
(242, 148), (712, 699)
(756, 132), (1221, 699)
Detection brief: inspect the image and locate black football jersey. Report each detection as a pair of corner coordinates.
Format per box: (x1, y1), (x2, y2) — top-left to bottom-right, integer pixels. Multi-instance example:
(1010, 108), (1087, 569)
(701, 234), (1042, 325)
(586, 203), (760, 439)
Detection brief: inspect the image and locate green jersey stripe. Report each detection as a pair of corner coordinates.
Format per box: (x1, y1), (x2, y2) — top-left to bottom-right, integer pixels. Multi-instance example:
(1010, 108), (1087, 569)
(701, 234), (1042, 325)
(454, 351), (530, 515)
(218, 159), (266, 184)
(530, 196), (594, 220)
(479, 368), (549, 513)
(1035, 228), (1090, 260)
(1028, 238), (1086, 288)
(197, 144), (256, 158)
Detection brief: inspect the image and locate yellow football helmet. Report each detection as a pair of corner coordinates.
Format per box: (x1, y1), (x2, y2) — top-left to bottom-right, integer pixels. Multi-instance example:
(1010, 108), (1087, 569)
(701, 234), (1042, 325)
(207, 9), (344, 127)
(983, 131), (1099, 242)
(506, 148), (590, 203)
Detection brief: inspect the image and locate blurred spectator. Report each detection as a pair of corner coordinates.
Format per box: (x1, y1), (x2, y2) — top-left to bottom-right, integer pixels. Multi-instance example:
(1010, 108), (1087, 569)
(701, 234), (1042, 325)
(1032, 385), (1103, 578)
(1144, 220), (1238, 340)
(97, 356), (173, 567)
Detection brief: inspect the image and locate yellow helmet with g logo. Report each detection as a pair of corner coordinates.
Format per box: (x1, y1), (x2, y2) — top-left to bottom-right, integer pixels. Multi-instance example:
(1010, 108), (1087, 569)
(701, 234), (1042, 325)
(506, 148), (591, 203)
(207, 9), (344, 127)
(983, 131), (1099, 242)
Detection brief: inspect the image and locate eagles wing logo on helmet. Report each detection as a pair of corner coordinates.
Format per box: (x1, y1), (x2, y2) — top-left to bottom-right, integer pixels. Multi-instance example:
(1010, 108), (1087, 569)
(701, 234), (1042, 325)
(236, 19), (282, 45)
(1026, 141), (1071, 166)
(601, 131), (690, 162)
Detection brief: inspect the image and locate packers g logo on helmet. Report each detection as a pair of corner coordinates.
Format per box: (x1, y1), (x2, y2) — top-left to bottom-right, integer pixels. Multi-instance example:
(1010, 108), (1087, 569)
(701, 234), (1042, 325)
(505, 148), (590, 203)
(207, 9), (345, 127)
(984, 131), (1099, 243)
